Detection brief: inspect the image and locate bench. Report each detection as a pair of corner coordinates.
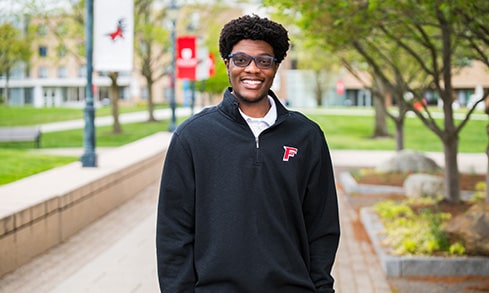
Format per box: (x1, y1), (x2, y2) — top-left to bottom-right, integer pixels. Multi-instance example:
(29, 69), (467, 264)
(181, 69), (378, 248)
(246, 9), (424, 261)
(0, 126), (42, 148)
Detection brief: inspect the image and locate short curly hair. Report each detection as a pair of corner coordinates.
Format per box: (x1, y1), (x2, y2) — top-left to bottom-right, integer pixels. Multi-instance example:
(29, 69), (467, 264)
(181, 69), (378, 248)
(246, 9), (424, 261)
(219, 14), (290, 63)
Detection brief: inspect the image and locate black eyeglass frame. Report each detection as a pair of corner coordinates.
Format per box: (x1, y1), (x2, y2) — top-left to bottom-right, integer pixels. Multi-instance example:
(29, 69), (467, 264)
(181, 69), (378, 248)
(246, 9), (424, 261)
(227, 53), (278, 69)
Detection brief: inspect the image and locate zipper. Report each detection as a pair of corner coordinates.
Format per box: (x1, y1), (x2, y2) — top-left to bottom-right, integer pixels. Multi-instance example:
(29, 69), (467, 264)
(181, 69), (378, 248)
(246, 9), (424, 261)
(255, 136), (260, 148)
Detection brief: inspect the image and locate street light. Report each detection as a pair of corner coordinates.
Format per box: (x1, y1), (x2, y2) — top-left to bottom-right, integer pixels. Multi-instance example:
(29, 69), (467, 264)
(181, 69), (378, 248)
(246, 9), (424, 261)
(81, 0), (97, 167)
(167, 0), (178, 132)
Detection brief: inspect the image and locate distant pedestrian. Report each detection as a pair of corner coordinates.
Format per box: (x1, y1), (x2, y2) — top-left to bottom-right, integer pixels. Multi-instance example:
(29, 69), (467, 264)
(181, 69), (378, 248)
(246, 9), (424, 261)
(156, 14), (340, 292)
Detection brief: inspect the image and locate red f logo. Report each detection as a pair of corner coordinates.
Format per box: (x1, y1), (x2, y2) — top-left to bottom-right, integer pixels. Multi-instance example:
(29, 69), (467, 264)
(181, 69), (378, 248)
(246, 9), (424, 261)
(283, 146), (298, 161)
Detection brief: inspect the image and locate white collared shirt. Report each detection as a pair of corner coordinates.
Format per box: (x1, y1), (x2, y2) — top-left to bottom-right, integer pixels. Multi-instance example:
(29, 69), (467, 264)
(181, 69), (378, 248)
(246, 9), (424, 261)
(239, 96), (277, 138)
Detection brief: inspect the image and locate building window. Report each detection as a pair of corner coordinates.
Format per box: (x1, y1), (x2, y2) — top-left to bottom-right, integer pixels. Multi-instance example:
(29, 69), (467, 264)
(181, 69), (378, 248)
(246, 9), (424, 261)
(58, 66), (67, 78)
(39, 66), (48, 78)
(78, 65), (87, 78)
(39, 46), (48, 57)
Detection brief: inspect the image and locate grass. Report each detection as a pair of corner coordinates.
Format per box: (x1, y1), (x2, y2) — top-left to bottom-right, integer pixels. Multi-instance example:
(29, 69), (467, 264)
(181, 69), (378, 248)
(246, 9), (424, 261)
(0, 105), (487, 186)
(0, 149), (77, 185)
(308, 112), (487, 153)
(0, 104), (167, 126)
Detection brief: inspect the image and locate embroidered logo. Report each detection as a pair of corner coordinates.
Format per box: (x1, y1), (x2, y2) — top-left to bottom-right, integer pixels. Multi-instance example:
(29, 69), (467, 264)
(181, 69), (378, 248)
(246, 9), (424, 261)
(283, 146), (298, 161)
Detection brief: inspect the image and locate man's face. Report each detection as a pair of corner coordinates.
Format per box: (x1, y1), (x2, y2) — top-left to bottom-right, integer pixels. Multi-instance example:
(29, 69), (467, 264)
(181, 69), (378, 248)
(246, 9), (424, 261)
(225, 39), (279, 104)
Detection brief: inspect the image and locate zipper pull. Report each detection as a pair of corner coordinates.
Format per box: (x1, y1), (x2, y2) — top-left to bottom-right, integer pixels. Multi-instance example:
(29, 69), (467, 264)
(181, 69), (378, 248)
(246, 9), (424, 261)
(255, 136), (260, 148)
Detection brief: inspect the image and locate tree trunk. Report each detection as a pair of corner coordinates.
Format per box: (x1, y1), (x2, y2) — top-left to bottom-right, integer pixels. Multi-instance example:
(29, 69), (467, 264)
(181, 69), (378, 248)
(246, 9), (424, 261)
(4, 71), (10, 105)
(372, 95), (389, 137)
(443, 135), (461, 202)
(371, 74), (389, 138)
(486, 122), (489, 203)
(147, 79), (156, 122)
(108, 72), (121, 134)
(314, 71), (323, 107)
(394, 118), (404, 151)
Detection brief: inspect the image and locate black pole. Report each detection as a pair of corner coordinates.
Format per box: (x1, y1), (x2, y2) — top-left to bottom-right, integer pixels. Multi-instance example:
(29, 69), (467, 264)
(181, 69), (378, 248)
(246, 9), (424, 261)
(169, 0), (177, 132)
(190, 80), (196, 115)
(81, 0), (97, 167)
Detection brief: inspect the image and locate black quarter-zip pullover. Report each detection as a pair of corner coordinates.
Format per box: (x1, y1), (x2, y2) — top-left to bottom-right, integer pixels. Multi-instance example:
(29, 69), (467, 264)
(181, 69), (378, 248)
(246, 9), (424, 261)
(156, 88), (340, 293)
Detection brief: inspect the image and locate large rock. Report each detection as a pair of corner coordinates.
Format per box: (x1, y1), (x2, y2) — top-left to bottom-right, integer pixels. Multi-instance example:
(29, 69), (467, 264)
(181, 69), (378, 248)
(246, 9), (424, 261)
(443, 203), (489, 256)
(403, 173), (444, 198)
(376, 150), (441, 173)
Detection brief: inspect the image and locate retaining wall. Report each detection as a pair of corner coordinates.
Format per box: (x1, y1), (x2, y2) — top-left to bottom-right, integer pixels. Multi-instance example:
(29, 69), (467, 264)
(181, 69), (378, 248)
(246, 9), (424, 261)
(0, 132), (171, 278)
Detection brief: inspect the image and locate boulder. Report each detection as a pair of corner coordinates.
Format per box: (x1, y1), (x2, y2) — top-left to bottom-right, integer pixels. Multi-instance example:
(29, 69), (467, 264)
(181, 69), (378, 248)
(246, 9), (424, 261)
(443, 203), (489, 256)
(376, 150), (441, 173)
(403, 173), (444, 198)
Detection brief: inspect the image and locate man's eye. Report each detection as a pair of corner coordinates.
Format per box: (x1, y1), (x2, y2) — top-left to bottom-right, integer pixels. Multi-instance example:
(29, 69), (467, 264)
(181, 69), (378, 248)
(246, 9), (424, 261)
(236, 57), (248, 63)
(258, 58), (271, 65)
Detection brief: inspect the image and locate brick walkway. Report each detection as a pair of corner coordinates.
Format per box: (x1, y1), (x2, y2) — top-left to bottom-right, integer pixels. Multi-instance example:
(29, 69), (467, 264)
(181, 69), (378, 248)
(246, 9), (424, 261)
(333, 186), (392, 293)
(0, 179), (392, 293)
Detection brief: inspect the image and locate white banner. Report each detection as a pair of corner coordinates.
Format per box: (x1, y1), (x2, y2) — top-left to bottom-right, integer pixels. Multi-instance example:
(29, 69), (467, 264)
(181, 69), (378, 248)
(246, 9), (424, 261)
(196, 46), (209, 81)
(93, 0), (134, 72)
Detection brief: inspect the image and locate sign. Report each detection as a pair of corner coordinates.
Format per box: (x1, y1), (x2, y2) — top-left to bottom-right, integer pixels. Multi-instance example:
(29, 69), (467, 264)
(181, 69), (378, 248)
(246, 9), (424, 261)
(336, 79), (345, 95)
(177, 36), (198, 80)
(177, 36), (215, 81)
(93, 0), (134, 72)
(208, 53), (216, 78)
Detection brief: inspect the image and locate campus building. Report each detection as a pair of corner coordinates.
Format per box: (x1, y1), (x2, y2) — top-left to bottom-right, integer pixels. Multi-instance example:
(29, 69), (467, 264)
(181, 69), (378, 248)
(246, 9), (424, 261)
(1, 5), (488, 109)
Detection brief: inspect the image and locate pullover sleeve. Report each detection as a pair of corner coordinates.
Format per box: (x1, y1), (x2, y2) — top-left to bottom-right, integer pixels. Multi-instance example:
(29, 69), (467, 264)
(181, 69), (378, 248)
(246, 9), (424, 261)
(156, 133), (196, 292)
(304, 132), (340, 292)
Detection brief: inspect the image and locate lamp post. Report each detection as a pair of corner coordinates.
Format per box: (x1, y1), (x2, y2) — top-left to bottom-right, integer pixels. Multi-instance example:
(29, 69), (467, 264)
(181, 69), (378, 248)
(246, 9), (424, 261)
(167, 0), (178, 132)
(81, 0), (97, 167)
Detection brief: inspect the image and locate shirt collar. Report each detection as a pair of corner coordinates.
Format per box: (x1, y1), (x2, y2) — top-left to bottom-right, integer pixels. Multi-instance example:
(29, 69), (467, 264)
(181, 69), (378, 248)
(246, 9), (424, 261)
(239, 96), (277, 127)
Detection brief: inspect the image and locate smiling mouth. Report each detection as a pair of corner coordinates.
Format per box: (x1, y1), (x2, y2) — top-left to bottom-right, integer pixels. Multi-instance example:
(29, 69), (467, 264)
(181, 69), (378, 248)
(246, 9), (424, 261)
(242, 79), (263, 88)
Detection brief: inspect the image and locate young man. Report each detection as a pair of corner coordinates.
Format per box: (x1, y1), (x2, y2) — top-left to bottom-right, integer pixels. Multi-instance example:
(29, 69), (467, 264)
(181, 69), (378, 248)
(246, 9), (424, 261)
(156, 14), (340, 292)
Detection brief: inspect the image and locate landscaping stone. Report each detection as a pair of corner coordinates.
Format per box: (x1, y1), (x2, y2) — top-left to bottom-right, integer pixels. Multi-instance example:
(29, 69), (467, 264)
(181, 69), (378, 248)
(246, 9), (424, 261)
(444, 203), (489, 256)
(403, 173), (444, 198)
(376, 150), (441, 173)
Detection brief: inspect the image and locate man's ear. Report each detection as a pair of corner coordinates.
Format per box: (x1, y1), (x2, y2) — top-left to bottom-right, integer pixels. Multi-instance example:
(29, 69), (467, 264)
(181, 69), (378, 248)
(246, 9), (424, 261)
(224, 59), (229, 74)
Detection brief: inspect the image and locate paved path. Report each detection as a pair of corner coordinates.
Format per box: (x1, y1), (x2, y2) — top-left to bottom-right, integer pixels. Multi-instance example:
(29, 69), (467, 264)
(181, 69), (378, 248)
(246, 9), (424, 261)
(39, 108), (193, 133)
(0, 178), (392, 293)
(0, 183), (160, 293)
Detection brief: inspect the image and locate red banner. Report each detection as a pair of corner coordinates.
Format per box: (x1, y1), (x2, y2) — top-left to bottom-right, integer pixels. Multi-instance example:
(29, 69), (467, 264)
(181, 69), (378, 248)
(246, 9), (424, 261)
(177, 36), (198, 80)
(336, 79), (345, 95)
(208, 53), (215, 77)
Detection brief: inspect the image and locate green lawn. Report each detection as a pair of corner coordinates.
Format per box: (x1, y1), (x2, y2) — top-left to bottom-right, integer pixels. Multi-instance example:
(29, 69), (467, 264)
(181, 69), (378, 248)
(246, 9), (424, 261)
(0, 149), (77, 185)
(0, 104), (167, 126)
(0, 105), (487, 186)
(308, 113), (487, 153)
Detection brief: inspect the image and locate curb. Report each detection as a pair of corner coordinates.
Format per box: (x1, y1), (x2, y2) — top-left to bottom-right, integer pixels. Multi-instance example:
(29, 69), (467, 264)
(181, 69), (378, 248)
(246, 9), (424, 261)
(360, 207), (489, 277)
(338, 171), (405, 194)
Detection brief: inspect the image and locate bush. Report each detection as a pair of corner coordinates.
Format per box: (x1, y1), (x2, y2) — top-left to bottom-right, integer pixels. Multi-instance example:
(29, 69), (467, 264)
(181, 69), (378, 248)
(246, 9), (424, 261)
(374, 198), (466, 256)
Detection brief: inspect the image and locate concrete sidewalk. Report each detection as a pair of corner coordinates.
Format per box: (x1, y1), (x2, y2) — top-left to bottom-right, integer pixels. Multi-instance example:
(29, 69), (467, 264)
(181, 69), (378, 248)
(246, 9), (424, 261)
(0, 172), (391, 293)
(39, 108), (193, 133)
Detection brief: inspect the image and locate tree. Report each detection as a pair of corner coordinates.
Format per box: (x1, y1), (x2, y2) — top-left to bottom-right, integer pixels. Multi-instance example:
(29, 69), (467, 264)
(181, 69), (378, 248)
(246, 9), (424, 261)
(108, 72), (122, 133)
(0, 23), (31, 105)
(181, 4), (242, 105)
(454, 1), (489, 202)
(134, 0), (170, 122)
(264, 0), (487, 202)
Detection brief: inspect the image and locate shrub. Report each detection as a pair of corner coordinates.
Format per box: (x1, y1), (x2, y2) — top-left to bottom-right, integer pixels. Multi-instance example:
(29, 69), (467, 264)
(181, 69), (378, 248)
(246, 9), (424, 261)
(374, 198), (464, 256)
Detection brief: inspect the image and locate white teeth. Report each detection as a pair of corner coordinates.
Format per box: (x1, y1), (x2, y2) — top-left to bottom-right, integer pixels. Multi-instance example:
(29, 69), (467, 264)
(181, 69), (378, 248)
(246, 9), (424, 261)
(243, 80), (261, 85)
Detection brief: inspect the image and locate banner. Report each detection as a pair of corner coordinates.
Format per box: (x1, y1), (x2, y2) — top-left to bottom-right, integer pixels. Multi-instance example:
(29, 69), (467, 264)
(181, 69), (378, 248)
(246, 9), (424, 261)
(177, 36), (198, 80)
(94, 0), (134, 72)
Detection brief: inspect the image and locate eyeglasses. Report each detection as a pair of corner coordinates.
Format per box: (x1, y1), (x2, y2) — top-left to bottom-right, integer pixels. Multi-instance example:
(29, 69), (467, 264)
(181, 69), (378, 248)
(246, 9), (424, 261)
(227, 53), (277, 69)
